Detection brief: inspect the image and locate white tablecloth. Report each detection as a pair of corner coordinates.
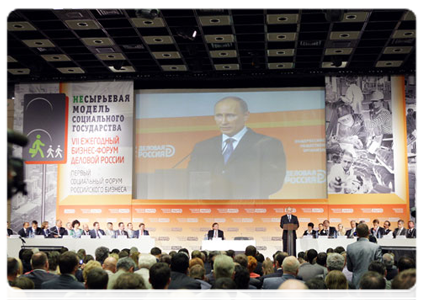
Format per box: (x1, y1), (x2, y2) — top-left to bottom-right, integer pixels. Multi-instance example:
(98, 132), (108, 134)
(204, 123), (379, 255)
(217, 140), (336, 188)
(7, 236), (155, 258)
(202, 240), (255, 251)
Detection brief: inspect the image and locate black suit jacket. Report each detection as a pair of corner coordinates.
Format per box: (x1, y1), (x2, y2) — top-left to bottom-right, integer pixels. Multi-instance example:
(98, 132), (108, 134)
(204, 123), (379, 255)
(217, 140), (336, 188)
(187, 128), (286, 199)
(280, 214), (299, 240)
(345, 228), (357, 238)
(303, 230), (317, 238)
(7, 228), (13, 236)
(89, 229), (106, 238)
(370, 227), (385, 238)
(22, 269), (58, 289)
(29, 227), (42, 236)
(319, 227), (337, 237)
(207, 229), (224, 240)
(168, 271), (201, 289)
(115, 229), (129, 237)
(49, 226), (67, 238)
(41, 274), (85, 289)
(18, 228), (30, 238)
(406, 228), (416, 238)
(133, 229), (149, 238)
(393, 227), (407, 238)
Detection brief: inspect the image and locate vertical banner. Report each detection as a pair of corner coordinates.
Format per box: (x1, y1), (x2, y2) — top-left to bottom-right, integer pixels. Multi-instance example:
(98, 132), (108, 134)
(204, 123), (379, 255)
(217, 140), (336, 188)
(56, 81), (133, 223)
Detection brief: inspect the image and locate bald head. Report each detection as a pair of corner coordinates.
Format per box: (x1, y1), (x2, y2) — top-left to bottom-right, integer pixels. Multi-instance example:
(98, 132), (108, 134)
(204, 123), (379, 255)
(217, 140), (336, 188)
(282, 256), (300, 275)
(102, 256), (117, 273)
(31, 252), (49, 270)
(4, 287), (28, 300)
(275, 279), (310, 300)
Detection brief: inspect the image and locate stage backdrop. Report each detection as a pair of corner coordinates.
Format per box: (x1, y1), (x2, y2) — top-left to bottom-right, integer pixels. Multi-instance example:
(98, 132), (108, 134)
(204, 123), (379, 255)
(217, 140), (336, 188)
(11, 77), (411, 258)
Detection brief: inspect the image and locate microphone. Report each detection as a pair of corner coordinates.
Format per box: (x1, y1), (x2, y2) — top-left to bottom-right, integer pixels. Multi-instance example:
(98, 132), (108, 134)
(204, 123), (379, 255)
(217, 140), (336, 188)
(171, 151), (193, 169)
(19, 236), (26, 244)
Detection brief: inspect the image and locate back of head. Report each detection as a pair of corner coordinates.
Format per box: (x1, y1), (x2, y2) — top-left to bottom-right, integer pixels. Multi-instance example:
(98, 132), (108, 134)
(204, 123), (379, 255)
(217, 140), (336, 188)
(4, 287), (28, 300)
(245, 245), (257, 257)
(118, 250), (129, 259)
(262, 258), (274, 274)
(233, 254), (248, 268)
(86, 267), (108, 289)
(281, 256), (300, 275)
(334, 246), (345, 254)
(256, 253), (264, 263)
(391, 269), (416, 289)
(359, 271), (385, 289)
(325, 270), (348, 289)
(83, 260), (102, 282)
(397, 256), (415, 272)
(116, 257), (136, 272)
(212, 277), (237, 289)
(22, 249), (33, 263)
(305, 278), (327, 289)
(382, 253), (394, 269)
(47, 251), (60, 271)
(189, 264), (205, 280)
(159, 254), (172, 266)
(11, 277), (35, 289)
(226, 250), (235, 259)
(326, 253), (345, 271)
(247, 256), (257, 273)
(150, 247), (162, 257)
(275, 279), (310, 300)
(189, 257), (204, 269)
(58, 251), (78, 274)
(213, 255), (235, 279)
(171, 252), (189, 273)
(356, 223), (370, 238)
(191, 250), (202, 259)
(233, 265), (250, 289)
(95, 246), (109, 264)
(368, 261), (386, 276)
(7, 257), (19, 277)
(113, 272), (146, 289)
(149, 262), (171, 289)
(306, 249), (318, 263)
(138, 254), (157, 270)
(201, 288), (230, 300)
(31, 252), (48, 270)
(316, 252), (327, 267)
(178, 248), (190, 257)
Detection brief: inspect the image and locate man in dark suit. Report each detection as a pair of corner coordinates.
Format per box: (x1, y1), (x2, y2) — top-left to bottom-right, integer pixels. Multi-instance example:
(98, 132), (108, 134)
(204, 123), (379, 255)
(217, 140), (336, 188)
(383, 220), (392, 236)
(29, 220), (42, 236)
(393, 219), (407, 238)
(82, 224), (91, 236)
(168, 253), (201, 289)
(22, 252), (58, 289)
(133, 223), (149, 238)
(41, 251), (85, 289)
(49, 219), (67, 238)
(7, 222), (13, 236)
(280, 207), (299, 256)
(259, 252), (286, 285)
(207, 222), (224, 240)
(346, 220), (357, 238)
(115, 222), (128, 237)
(187, 96), (286, 200)
(370, 219), (385, 238)
(319, 220), (337, 237)
(89, 221), (106, 239)
(18, 222), (30, 238)
(406, 220), (416, 238)
(346, 223), (382, 288)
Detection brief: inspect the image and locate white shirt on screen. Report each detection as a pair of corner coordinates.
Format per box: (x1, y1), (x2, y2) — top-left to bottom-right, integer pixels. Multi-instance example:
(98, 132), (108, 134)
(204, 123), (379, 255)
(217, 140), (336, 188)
(221, 126), (248, 151)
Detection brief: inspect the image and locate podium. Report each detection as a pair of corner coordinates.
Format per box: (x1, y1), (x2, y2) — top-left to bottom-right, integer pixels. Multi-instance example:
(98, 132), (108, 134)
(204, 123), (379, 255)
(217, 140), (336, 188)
(283, 223), (298, 256)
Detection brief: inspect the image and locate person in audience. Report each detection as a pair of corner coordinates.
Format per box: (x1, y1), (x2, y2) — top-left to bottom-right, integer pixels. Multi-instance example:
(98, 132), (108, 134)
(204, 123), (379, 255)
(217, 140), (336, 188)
(397, 256), (415, 273)
(213, 254), (235, 281)
(90, 222), (105, 239)
(134, 223), (149, 238)
(226, 249), (235, 259)
(406, 220), (416, 238)
(382, 253), (397, 280)
(41, 251), (85, 289)
(305, 278), (327, 289)
(178, 248), (190, 257)
(262, 256), (300, 289)
(105, 222), (115, 237)
(262, 258), (274, 275)
(275, 279), (310, 300)
(189, 257), (204, 269)
(47, 251), (60, 274)
(383, 220), (392, 236)
(135, 254), (156, 289)
(212, 277), (237, 289)
(50, 219), (67, 238)
(94, 246), (109, 265)
(69, 220), (83, 238)
(334, 246), (345, 254)
(297, 252), (307, 264)
(10, 276), (35, 289)
(233, 265), (255, 289)
(208, 222), (224, 240)
(7, 257), (20, 285)
(320, 220), (337, 237)
(7, 221), (13, 236)
(84, 254), (94, 263)
(359, 271), (385, 289)
(393, 219), (406, 238)
(259, 252), (286, 286)
(297, 249), (324, 281)
(113, 272), (146, 289)
(4, 287), (28, 300)
(150, 247), (162, 260)
(392, 269), (420, 300)
(159, 254), (172, 267)
(368, 260), (390, 289)
(130, 250), (140, 268)
(337, 223), (346, 236)
(189, 264), (211, 289)
(168, 252), (201, 289)
(21, 252), (57, 289)
(326, 248), (334, 254)
(347, 223), (382, 288)
(346, 220), (357, 238)
(127, 222), (135, 238)
(325, 270), (348, 289)
(149, 262), (171, 289)
(107, 257), (136, 289)
(82, 224), (91, 236)
(20, 249), (33, 274)
(82, 260), (101, 282)
(245, 245), (263, 276)
(247, 256), (260, 278)
(29, 220), (42, 236)
(85, 267), (108, 289)
(340, 251), (353, 283)
(303, 222), (317, 237)
(18, 222), (30, 238)
(315, 252), (328, 277)
(370, 219), (385, 238)
(102, 256), (117, 278)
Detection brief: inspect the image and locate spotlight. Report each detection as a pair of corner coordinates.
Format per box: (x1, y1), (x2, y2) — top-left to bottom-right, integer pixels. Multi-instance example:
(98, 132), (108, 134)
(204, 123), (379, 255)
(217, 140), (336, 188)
(135, 9), (160, 20)
(177, 28), (198, 41)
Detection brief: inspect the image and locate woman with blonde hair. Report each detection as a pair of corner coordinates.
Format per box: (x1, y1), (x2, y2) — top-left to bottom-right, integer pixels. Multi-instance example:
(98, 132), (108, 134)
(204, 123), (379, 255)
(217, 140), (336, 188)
(337, 223), (346, 236)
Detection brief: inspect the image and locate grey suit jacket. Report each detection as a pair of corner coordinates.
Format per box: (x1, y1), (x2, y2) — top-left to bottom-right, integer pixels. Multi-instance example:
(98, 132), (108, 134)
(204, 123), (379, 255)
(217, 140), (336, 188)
(297, 262), (324, 282)
(346, 237), (382, 288)
(262, 274), (298, 289)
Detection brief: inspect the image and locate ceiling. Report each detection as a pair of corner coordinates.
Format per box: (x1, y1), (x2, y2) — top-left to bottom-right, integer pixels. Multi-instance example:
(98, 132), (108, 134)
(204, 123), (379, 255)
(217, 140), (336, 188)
(7, 9), (416, 86)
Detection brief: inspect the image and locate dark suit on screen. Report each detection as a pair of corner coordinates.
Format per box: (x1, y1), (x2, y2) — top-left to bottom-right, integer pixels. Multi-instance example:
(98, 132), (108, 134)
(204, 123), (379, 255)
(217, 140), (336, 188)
(7, 228), (13, 236)
(207, 229), (224, 240)
(115, 229), (129, 237)
(187, 128), (286, 199)
(406, 228), (416, 238)
(393, 227), (406, 238)
(168, 271), (202, 289)
(346, 228), (357, 238)
(302, 229), (317, 238)
(18, 228), (30, 238)
(280, 214), (299, 256)
(29, 227), (42, 236)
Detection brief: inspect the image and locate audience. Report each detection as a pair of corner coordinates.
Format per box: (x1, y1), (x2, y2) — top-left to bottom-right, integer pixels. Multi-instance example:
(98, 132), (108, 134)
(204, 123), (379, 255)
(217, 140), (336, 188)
(189, 264), (211, 289)
(279, 279), (308, 290)
(135, 254), (156, 289)
(397, 256), (415, 272)
(85, 268), (108, 289)
(7, 258), (21, 285)
(213, 277), (237, 289)
(82, 260), (102, 283)
(382, 253), (398, 280)
(359, 271), (386, 289)
(21, 252), (57, 288)
(168, 252), (201, 289)
(297, 249), (323, 281)
(368, 260), (390, 289)
(10, 276), (35, 289)
(113, 272), (146, 289)
(262, 256), (300, 289)
(107, 257), (136, 289)
(391, 268), (416, 289)
(102, 256), (117, 278)
(149, 262), (171, 289)
(305, 278), (327, 289)
(325, 270), (348, 289)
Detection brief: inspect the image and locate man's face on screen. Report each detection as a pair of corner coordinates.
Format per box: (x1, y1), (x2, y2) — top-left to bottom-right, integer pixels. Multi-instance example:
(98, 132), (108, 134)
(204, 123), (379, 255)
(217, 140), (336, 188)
(214, 99), (249, 137)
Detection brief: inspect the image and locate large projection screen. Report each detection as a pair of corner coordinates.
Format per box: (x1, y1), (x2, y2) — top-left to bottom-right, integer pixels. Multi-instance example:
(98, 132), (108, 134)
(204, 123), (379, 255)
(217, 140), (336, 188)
(134, 88), (326, 200)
